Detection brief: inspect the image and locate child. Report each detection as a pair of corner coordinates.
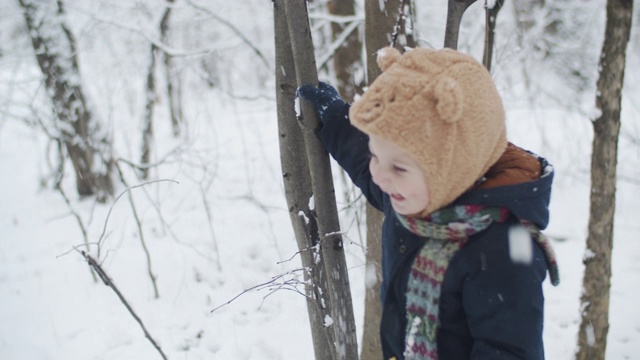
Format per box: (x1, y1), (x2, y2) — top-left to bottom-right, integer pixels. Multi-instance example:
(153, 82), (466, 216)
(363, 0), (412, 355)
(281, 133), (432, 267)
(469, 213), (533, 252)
(297, 47), (559, 360)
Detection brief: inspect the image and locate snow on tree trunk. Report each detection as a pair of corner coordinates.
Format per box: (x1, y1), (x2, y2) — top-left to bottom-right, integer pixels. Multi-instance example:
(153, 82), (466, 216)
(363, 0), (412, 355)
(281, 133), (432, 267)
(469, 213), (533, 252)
(576, 1), (633, 359)
(282, 1), (359, 359)
(274, 2), (335, 358)
(19, 0), (113, 200)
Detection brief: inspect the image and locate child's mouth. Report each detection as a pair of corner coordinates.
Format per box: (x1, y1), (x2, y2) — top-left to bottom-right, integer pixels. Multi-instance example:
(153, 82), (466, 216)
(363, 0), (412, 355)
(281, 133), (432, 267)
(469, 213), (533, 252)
(390, 193), (405, 202)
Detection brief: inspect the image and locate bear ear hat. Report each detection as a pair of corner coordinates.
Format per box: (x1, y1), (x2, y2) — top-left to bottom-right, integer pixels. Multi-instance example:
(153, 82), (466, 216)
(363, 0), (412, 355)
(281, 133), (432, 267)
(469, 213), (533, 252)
(376, 47), (402, 71)
(433, 75), (464, 124)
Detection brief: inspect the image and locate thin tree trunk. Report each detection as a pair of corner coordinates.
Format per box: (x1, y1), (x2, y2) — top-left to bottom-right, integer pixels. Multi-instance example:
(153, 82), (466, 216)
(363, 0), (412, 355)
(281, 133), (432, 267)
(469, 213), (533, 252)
(19, 0), (113, 200)
(328, 0), (363, 103)
(482, 0), (504, 71)
(360, 204), (383, 360)
(141, 3), (173, 179)
(160, 0), (182, 137)
(274, 2), (335, 358)
(444, 0), (477, 49)
(360, 1), (405, 359)
(284, 1), (358, 359)
(576, 1), (633, 359)
(141, 45), (157, 180)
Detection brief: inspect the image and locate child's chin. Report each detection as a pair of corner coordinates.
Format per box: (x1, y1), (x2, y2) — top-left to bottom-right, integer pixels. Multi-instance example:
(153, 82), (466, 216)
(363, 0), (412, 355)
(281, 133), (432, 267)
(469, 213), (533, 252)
(392, 204), (427, 218)
(391, 204), (412, 215)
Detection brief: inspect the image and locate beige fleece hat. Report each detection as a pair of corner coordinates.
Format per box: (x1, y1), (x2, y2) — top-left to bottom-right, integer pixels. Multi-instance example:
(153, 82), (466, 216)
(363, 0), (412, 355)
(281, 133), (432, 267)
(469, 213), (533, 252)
(350, 47), (507, 216)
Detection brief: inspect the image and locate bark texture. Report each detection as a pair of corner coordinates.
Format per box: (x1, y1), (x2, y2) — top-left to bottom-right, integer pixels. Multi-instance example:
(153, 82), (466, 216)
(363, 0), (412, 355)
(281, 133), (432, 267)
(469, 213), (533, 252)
(482, 0), (504, 71)
(284, 2), (358, 358)
(274, 3), (335, 358)
(444, 0), (478, 49)
(359, 1), (405, 358)
(576, 1), (633, 359)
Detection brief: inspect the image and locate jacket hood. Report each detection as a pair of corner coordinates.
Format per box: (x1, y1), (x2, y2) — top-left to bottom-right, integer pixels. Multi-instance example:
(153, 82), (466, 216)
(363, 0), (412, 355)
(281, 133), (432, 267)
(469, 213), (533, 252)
(453, 147), (554, 229)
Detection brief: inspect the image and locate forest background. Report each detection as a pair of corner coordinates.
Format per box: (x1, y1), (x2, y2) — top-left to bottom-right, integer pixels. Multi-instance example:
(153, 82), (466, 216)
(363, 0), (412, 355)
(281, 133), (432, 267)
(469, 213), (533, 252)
(0, 0), (639, 359)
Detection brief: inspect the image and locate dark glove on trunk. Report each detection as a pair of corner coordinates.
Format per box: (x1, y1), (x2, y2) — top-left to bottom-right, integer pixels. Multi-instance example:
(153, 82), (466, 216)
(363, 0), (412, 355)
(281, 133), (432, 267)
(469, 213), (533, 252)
(296, 82), (350, 126)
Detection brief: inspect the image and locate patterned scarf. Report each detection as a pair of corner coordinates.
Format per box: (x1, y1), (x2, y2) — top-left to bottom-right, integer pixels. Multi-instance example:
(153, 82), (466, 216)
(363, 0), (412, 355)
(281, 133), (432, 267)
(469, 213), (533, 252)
(397, 205), (559, 360)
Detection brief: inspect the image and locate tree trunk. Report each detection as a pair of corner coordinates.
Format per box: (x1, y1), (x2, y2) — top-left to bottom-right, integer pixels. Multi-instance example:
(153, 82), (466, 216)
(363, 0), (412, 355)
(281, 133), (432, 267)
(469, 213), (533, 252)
(275, 1), (359, 359)
(359, 1), (406, 359)
(482, 0), (504, 71)
(444, 0), (477, 49)
(19, 0), (113, 200)
(141, 3), (173, 179)
(576, 1), (633, 359)
(141, 43), (157, 180)
(328, 0), (363, 103)
(360, 204), (384, 360)
(160, 0), (182, 137)
(284, 2), (359, 358)
(274, 3), (335, 359)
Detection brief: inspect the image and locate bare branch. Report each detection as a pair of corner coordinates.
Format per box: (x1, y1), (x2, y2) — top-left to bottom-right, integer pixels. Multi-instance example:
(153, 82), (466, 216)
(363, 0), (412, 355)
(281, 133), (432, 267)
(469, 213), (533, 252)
(81, 252), (168, 360)
(97, 178), (179, 255)
(185, 0), (271, 72)
(210, 267), (310, 314)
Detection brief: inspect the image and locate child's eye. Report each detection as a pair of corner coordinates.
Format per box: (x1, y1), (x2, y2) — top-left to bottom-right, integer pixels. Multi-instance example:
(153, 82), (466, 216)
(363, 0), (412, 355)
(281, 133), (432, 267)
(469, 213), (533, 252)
(393, 165), (406, 173)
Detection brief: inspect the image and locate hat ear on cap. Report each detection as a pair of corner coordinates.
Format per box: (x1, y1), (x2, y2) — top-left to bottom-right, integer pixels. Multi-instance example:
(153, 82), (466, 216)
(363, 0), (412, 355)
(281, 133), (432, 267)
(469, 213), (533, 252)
(377, 47), (402, 72)
(433, 76), (463, 123)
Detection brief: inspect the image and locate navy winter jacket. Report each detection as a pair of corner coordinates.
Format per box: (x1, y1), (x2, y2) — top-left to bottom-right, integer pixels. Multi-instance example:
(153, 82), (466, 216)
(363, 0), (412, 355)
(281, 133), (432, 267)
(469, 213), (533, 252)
(318, 105), (553, 360)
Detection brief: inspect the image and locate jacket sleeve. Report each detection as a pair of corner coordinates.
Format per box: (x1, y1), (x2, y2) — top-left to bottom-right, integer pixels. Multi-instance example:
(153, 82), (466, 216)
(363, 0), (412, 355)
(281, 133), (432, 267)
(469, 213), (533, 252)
(317, 104), (384, 211)
(458, 226), (548, 359)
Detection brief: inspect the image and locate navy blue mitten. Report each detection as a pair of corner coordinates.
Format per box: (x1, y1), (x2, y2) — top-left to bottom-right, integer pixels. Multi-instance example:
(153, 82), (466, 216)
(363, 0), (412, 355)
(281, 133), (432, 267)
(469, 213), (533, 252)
(296, 82), (349, 125)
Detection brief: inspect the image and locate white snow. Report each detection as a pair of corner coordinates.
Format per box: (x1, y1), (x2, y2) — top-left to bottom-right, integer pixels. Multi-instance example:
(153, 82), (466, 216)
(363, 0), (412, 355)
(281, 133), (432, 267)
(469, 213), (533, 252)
(508, 225), (534, 265)
(324, 315), (334, 327)
(365, 263), (378, 289)
(308, 195), (315, 211)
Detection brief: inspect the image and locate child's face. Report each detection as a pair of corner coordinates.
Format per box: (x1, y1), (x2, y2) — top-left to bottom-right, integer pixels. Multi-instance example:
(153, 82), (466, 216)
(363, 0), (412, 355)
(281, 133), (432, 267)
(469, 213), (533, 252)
(368, 135), (430, 216)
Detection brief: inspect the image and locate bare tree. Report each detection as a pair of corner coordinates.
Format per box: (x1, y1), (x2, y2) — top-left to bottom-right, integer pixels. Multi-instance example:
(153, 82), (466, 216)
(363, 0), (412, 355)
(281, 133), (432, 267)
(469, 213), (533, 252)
(328, 0), (363, 103)
(141, 2), (174, 179)
(161, 0), (182, 136)
(359, 1), (408, 359)
(576, 0), (633, 359)
(18, 0), (113, 200)
(284, 1), (359, 358)
(274, 4), (333, 356)
(275, 1), (358, 358)
(444, 0), (478, 49)
(482, 0), (504, 71)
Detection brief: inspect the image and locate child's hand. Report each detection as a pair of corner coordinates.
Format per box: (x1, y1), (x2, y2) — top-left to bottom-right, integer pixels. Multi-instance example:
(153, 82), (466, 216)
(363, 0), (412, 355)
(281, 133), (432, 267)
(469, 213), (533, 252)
(296, 82), (348, 125)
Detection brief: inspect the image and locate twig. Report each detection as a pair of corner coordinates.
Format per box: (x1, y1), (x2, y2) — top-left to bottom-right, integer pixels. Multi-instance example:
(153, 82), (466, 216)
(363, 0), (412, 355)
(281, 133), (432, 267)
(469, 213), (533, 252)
(113, 163), (165, 298)
(185, 0), (271, 72)
(97, 178), (179, 255)
(81, 251), (168, 360)
(210, 267), (310, 314)
(51, 139), (97, 282)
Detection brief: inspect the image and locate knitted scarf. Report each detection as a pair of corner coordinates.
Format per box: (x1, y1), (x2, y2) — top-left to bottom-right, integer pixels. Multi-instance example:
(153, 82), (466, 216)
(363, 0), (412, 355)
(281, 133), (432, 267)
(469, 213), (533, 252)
(397, 205), (560, 360)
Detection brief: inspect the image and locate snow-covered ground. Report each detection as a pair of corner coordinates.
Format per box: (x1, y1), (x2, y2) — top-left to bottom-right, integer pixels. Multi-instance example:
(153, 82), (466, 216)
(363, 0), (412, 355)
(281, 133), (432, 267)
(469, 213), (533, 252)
(1, 1), (639, 359)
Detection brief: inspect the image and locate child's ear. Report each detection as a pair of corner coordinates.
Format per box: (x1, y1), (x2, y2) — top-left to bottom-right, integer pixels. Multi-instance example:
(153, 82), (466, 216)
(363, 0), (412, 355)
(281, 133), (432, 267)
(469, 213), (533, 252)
(433, 75), (463, 124)
(376, 47), (401, 72)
